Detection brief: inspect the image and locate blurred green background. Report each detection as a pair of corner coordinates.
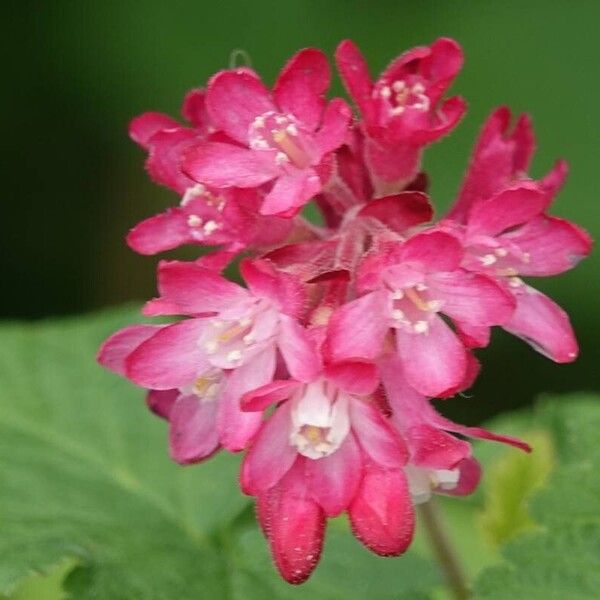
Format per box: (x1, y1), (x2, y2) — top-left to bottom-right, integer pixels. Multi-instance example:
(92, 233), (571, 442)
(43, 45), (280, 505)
(3, 0), (598, 421)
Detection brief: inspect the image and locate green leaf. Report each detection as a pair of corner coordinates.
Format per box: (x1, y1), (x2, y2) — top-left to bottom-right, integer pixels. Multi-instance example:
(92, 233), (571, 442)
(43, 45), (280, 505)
(0, 309), (441, 599)
(474, 395), (600, 599)
(478, 430), (554, 545)
(0, 308), (248, 598)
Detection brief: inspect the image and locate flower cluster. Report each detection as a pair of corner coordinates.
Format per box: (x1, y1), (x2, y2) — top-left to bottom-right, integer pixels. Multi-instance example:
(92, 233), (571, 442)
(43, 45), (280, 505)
(99, 39), (591, 584)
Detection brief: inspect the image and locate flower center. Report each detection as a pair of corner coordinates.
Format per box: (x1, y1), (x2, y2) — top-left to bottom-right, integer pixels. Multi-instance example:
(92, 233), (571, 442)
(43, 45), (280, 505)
(376, 79), (430, 117)
(248, 111), (314, 169)
(465, 241), (530, 279)
(180, 367), (224, 403)
(388, 283), (442, 334)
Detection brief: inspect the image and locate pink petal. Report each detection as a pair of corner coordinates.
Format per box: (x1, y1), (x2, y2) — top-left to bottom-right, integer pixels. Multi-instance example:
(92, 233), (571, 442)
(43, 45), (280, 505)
(240, 259), (306, 317)
(216, 346), (277, 451)
(324, 291), (389, 363)
(448, 107), (535, 222)
(406, 424), (471, 469)
(357, 191), (433, 233)
(274, 48), (330, 131)
(323, 361), (379, 396)
(313, 98), (353, 156)
(146, 389), (178, 420)
(97, 325), (163, 376)
(126, 209), (195, 256)
(145, 128), (200, 194)
(129, 112), (180, 149)
(169, 394), (220, 464)
(539, 159), (568, 195)
(364, 137), (422, 183)
(260, 170), (322, 217)
(335, 40), (374, 121)
(350, 400), (408, 469)
(240, 402), (297, 495)
(444, 458), (482, 496)
(503, 215), (592, 276)
(467, 185), (550, 237)
(409, 95), (466, 145)
(505, 286), (579, 363)
(126, 319), (210, 389)
(183, 142), (277, 188)
(260, 460), (325, 584)
(430, 271), (516, 326)
(399, 230), (463, 272)
(306, 433), (362, 516)
(454, 321), (491, 349)
(242, 379), (302, 412)
(348, 466), (414, 556)
(277, 315), (321, 382)
(206, 69), (274, 144)
(397, 314), (468, 397)
(181, 88), (209, 130)
(143, 260), (247, 316)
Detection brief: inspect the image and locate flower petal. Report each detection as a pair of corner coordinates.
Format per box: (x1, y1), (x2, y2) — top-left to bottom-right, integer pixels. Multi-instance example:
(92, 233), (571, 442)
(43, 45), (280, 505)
(126, 319), (210, 389)
(431, 271), (516, 326)
(181, 88), (209, 130)
(306, 433), (362, 516)
(146, 389), (178, 420)
(184, 142), (277, 188)
(129, 112), (181, 149)
(259, 460), (325, 584)
(169, 394), (220, 464)
(127, 209), (195, 256)
(502, 215), (592, 276)
(313, 98), (352, 156)
(348, 466), (414, 556)
(274, 48), (330, 131)
(399, 230), (463, 272)
(357, 191), (433, 233)
(206, 69), (274, 144)
(97, 325), (163, 376)
(350, 399), (408, 469)
(143, 260), (247, 316)
(505, 286), (579, 363)
(324, 292), (388, 363)
(277, 315), (321, 382)
(335, 40), (374, 121)
(241, 379), (302, 412)
(324, 361), (379, 396)
(240, 402), (297, 495)
(217, 346), (277, 451)
(260, 170), (322, 217)
(396, 315), (468, 397)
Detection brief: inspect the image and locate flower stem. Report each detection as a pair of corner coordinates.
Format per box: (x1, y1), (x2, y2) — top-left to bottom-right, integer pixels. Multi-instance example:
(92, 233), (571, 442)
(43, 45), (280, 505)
(418, 499), (470, 600)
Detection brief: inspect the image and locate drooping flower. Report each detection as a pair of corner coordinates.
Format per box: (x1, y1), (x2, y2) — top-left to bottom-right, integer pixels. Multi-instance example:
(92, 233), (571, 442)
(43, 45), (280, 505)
(240, 373), (413, 583)
(183, 49), (352, 216)
(336, 38), (465, 192)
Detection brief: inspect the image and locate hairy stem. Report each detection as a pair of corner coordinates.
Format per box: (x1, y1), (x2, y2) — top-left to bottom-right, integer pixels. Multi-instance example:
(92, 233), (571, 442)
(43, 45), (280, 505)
(418, 499), (470, 600)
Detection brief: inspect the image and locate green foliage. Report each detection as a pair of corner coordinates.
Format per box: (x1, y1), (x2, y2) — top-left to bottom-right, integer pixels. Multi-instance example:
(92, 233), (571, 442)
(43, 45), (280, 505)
(478, 430), (554, 545)
(474, 395), (600, 599)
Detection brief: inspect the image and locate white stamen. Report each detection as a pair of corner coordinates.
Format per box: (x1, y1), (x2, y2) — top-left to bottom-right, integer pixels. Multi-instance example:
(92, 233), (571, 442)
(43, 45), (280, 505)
(275, 151), (289, 165)
(427, 300), (442, 312)
(187, 214), (202, 227)
(390, 105), (405, 116)
(412, 82), (425, 94)
(392, 80), (406, 92)
(495, 247), (508, 257)
(413, 320), (429, 334)
(252, 115), (265, 129)
(226, 350), (243, 364)
(392, 309), (406, 321)
(203, 220), (219, 235)
(380, 85), (392, 99)
(508, 276), (523, 288)
(415, 283), (428, 292)
(480, 254), (497, 266)
(242, 334), (255, 345)
(286, 123), (298, 136)
(391, 289), (404, 300)
(204, 341), (218, 354)
(275, 115), (287, 125)
(250, 138), (269, 150)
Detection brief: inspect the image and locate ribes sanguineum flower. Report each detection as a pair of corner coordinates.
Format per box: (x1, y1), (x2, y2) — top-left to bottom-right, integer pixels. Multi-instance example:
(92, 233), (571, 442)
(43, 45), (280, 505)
(99, 38), (592, 586)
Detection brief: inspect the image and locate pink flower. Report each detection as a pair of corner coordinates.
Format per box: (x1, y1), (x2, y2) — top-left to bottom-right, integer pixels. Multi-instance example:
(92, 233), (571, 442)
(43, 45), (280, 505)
(446, 182), (591, 361)
(379, 355), (530, 503)
(98, 258), (319, 458)
(336, 38), (465, 190)
(128, 92), (293, 256)
(325, 230), (515, 396)
(183, 49), (352, 216)
(240, 374), (413, 583)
